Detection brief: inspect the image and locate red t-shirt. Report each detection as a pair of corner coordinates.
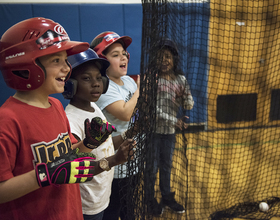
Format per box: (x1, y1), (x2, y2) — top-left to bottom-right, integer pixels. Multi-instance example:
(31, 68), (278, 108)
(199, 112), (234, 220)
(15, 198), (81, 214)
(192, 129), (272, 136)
(0, 97), (83, 220)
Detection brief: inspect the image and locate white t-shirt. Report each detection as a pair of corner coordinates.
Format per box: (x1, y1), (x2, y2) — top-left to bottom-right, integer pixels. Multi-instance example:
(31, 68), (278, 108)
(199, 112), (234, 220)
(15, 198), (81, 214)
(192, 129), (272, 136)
(95, 75), (137, 179)
(65, 103), (115, 215)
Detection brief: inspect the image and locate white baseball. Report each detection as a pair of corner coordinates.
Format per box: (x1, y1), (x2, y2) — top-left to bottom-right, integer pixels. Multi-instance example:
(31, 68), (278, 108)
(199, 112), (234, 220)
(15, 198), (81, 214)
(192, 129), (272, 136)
(259, 202), (269, 212)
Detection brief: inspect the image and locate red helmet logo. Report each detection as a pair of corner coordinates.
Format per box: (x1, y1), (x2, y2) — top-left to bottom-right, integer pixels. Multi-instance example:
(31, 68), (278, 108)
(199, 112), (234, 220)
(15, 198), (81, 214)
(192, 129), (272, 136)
(54, 24), (66, 35)
(104, 33), (120, 44)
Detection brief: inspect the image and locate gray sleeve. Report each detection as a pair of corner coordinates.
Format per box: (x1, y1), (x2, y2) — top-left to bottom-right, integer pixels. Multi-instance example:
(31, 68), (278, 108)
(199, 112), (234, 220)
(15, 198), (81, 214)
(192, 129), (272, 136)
(180, 76), (194, 110)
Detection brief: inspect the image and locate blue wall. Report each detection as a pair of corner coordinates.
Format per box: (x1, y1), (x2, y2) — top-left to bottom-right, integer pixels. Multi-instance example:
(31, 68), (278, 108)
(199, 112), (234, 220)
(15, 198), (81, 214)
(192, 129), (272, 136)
(184, 3), (210, 124)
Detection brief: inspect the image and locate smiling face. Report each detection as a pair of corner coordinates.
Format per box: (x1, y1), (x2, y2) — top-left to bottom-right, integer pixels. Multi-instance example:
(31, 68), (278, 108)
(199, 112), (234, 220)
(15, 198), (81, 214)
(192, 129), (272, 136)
(37, 50), (70, 95)
(104, 42), (128, 80)
(157, 48), (174, 75)
(70, 61), (104, 107)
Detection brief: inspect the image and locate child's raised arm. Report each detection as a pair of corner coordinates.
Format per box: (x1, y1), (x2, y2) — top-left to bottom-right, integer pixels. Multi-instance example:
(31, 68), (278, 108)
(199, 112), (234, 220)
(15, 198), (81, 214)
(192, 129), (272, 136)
(105, 75), (140, 122)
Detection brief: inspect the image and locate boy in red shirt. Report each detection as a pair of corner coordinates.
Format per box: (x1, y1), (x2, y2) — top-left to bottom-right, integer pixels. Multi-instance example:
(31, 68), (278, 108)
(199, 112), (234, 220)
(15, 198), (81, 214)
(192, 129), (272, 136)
(0, 17), (116, 219)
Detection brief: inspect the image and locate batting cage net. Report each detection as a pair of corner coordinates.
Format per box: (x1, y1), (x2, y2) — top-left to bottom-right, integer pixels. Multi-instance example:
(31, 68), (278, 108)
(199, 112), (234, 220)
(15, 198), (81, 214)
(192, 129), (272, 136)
(119, 0), (280, 219)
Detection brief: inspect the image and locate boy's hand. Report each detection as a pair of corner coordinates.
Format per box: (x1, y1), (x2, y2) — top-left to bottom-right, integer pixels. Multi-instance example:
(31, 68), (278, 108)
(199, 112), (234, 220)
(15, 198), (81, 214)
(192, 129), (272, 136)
(114, 138), (136, 165)
(35, 148), (96, 187)
(83, 117), (117, 149)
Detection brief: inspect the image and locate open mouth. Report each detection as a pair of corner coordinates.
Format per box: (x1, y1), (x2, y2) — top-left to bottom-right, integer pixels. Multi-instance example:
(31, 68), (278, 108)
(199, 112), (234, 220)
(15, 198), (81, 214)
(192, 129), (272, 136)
(56, 77), (66, 82)
(120, 63), (126, 69)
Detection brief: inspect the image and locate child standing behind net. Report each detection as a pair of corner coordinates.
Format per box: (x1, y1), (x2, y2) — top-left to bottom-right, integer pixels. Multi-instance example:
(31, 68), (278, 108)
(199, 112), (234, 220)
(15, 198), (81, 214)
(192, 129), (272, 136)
(144, 38), (194, 216)
(90, 32), (140, 220)
(63, 48), (135, 220)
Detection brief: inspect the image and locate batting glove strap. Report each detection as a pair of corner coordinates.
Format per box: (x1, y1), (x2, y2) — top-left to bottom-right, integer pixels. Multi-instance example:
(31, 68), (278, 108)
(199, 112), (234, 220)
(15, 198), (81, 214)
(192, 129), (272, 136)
(36, 163), (52, 187)
(83, 138), (98, 149)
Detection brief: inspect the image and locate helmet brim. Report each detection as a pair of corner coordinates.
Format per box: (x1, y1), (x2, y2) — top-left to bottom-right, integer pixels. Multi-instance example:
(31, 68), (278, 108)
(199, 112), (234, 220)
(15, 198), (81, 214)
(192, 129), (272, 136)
(64, 41), (90, 56)
(116, 36), (132, 50)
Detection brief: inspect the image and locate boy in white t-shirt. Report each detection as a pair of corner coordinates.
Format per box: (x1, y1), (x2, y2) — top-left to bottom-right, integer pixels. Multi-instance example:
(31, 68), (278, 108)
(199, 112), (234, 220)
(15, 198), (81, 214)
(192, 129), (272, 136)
(64, 48), (134, 220)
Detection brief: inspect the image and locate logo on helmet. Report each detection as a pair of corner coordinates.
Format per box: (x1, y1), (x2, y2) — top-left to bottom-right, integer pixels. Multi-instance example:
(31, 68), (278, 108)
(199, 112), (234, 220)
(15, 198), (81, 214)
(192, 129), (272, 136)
(104, 33), (120, 43)
(5, 52), (25, 60)
(54, 24), (67, 35)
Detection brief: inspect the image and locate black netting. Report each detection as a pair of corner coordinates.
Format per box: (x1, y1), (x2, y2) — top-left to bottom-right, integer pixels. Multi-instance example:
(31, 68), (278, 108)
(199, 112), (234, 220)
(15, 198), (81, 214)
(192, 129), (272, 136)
(120, 1), (280, 219)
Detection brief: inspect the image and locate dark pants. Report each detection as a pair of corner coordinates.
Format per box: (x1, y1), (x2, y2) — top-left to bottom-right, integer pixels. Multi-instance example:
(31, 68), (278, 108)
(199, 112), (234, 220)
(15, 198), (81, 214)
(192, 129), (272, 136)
(103, 176), (136, 220)
(144, 133), (176, 202)
(83, 210), (104, 220)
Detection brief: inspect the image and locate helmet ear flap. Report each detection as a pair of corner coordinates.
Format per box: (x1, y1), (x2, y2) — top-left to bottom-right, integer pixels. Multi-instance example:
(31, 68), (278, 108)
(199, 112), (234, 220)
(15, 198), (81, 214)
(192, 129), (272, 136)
(62, 78), (78, 99)
(102, 76), (109, 94)
(1, 60), (45, 91)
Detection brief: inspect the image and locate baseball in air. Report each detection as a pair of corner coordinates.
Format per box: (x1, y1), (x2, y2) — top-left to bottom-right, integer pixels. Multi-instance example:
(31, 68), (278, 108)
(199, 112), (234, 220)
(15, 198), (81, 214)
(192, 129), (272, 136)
(259, 202), (269, 212)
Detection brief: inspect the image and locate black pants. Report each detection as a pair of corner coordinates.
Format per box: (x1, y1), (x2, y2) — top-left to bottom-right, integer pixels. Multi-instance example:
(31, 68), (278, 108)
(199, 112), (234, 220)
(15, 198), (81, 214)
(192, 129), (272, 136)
(103, 176), (136, 220)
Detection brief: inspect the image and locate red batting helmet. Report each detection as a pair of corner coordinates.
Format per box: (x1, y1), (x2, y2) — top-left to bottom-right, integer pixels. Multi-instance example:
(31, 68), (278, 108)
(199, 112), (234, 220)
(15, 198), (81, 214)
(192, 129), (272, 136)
(90, 31), (132, 59)
(0, 17), (89, 91)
